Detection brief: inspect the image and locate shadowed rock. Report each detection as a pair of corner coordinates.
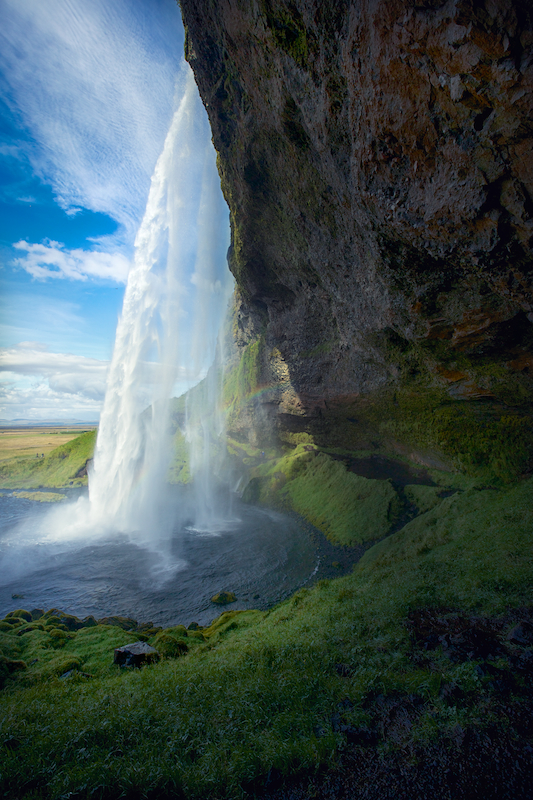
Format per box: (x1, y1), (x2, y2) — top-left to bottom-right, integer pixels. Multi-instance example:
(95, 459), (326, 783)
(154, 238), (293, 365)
(113, 642), (159, 668)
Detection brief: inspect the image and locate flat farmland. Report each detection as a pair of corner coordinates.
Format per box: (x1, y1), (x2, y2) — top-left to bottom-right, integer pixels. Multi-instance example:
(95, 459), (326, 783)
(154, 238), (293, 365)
(0, 427), (96, 462)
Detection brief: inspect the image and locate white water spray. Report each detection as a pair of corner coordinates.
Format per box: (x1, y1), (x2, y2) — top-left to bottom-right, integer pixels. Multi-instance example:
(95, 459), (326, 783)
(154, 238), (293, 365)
(89, 67), (231, 546)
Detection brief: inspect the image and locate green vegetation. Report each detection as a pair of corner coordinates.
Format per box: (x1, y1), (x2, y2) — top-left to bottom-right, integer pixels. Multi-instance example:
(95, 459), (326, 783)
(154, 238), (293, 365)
(1, 476), (532, 798)
(244, 444), (402, 545)
(364, 389), (533, 484)
(262, 2), (311, 69)
(223, 338), (263, 410)
(0, 430), (96, 489)
(12, 491), (67, 503)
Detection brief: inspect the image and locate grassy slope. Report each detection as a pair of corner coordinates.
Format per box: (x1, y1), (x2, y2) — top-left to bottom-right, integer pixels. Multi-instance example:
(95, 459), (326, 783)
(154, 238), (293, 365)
(1, 476), (532, 798)
(0, 430), (96, 489)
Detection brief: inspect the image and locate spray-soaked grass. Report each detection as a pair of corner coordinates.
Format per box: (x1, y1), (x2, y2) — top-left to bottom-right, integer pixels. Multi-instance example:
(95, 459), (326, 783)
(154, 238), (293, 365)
(1, 476), (532, 798)
(243, 444), (402, 545)
(0, 430), (96, 489)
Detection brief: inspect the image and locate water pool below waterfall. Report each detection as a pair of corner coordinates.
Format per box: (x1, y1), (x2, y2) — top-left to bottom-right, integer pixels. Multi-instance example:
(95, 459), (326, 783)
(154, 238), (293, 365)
(0, 490), (319, 627)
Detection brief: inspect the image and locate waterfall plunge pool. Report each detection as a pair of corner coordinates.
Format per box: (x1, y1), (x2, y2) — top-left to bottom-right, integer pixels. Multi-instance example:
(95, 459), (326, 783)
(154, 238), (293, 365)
(0, 489), (320, 627)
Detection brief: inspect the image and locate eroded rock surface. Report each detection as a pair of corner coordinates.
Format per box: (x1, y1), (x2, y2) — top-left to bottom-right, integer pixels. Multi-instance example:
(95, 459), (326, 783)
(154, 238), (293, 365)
(181, 0), (533, 438)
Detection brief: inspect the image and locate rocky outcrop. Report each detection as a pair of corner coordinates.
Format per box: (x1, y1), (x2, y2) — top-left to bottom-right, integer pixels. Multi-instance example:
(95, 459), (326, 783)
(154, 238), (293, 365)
(180, 0), (533, 468)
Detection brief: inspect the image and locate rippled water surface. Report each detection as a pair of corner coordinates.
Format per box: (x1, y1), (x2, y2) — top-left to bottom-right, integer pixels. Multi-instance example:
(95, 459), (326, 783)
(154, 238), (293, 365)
(0, 490), (318, 626)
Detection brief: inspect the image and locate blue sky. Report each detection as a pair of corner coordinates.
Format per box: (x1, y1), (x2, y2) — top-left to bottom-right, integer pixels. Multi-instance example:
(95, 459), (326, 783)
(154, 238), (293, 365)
(0, 0), (197, 421)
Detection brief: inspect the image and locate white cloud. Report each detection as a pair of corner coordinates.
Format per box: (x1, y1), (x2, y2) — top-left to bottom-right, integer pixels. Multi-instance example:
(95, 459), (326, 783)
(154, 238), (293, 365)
(0, 0), (184, 241)
(0, 343), (109, 419)
(13, 240), (130, 283)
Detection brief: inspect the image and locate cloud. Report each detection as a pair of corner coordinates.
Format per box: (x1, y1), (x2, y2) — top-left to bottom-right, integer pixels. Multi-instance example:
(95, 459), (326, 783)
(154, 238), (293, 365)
(0, 0), (184, 241)
(13, 240), (130, 283)
(0, 343), (109, 420)
(1, 342), (108, 394)
(0, 342), (198, 420)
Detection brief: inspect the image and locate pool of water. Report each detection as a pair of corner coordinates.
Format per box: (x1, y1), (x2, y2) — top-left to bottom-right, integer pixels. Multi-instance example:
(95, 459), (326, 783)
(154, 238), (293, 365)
(0, 488), (318, 627)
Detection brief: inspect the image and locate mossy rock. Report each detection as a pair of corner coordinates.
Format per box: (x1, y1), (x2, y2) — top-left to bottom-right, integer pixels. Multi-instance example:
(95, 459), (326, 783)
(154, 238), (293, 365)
(16, 623), (45, 635)
(97, 616), (138, 630)
(31, 609), (44, 620)
(0, 655), (27, 674)
(81, 615), (97, 628)
(2, 617), (25, 628)
(163, 625), (188, 638)
(45, 623), (69, 633)
(187, 622), (202, 631)
(51, 657), (81, 677)
(6, 609), (32, 623)
(211, 592), (237, 605)
(152, 634), (189, 658)
(187, 631), (206, 641)
(0, 622), (15, 632)
(47, 629), (71, 649)
(58, 614), (83, 631)
(139, 626), (163, 637)
(43, 615), (64, 628)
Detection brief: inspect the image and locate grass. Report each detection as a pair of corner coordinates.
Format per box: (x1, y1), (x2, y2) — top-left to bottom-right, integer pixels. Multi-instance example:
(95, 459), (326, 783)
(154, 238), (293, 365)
(0, 428), (92, 462)
(12, 491), (67, 503)
(2, 474), (531, 798)
(0, 430), (96, 489)
(243, 444), (402, 545)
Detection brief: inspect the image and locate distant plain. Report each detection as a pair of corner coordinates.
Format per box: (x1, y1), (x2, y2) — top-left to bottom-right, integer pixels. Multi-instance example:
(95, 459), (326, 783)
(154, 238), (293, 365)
(0, 427), (96, 463)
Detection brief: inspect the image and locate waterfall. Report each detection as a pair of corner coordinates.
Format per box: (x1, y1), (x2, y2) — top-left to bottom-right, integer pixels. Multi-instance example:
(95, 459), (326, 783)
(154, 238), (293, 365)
(89, 66), (231, 550)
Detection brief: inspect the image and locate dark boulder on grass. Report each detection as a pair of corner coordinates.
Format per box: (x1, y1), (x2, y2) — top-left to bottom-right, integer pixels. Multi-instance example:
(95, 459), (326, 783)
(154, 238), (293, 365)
(211, 592), (237, 605)
(114, 641), (159, 668)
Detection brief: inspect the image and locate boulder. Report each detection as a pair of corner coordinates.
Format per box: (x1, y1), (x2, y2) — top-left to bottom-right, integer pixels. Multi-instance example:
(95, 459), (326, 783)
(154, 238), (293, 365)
(114, 641), (160, 668)
(6, 609), (32, 623)
(211, 592), (237, 605)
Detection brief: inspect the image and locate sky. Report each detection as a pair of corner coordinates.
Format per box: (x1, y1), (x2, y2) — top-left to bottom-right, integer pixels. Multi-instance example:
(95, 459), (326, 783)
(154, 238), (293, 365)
(0, 0), (215, 422)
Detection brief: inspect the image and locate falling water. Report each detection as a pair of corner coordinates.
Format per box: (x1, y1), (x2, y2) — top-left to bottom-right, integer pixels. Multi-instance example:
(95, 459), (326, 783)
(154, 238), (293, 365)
(0, 65), (322, 623)
(89, 66), (231, 547)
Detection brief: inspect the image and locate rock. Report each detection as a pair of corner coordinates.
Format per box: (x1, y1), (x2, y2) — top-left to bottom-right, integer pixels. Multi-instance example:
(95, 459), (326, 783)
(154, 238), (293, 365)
(98, 615), (138, 631)
(187, 622), (201, 631)
(164, 625), (188, 638)
(31, 608), (44, 620)
(6, 609), (32, 623)
(180, 0), (533, 465)
(507, 621), (533, 646)
(81, 615), (97, 628)
(211, 592), (237, 605)
(114, 641), (160, 668)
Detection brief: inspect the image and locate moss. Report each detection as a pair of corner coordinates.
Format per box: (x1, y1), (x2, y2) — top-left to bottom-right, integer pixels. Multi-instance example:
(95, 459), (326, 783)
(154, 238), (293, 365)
(223, 337), (265, 433)
(12, 491), (66, 503)
(0, 474), (532, 795)
(404, 485), (445, 514)
(6, 610), (32, 623)
(211, 592), (237, 605)
(246, 445), (402, 545)
(262, 2), (310, 69)
(360, 388), (533, 484)
(152, 634), (188, 659)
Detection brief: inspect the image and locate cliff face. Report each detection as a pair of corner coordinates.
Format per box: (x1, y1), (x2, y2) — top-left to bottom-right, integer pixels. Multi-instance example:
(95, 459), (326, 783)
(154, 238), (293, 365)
(180, 0), (533, 467)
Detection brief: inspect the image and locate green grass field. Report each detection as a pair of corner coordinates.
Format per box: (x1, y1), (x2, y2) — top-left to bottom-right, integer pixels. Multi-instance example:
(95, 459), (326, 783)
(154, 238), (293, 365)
(1, 474), (532, 798)
(0, 429), (96, 489)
